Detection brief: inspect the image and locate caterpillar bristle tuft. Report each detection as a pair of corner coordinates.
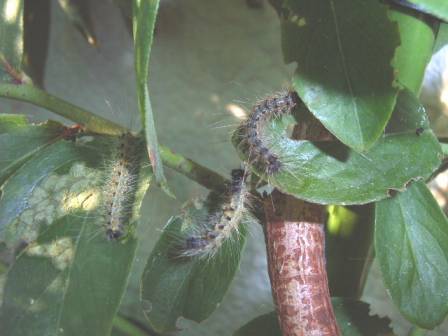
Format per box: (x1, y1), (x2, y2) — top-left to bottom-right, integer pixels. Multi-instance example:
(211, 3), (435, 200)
(170, 168), (251, 260)
(102, 133), (142, 241)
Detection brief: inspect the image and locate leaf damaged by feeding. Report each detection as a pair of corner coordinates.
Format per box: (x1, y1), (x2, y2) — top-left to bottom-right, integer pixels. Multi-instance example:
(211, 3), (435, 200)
(232, 89), (442, 205)
(1, 214), (139, 336)
(0, 130), (150, 246)
(1, 162), (102, 246)
(281, 0), (400, 151)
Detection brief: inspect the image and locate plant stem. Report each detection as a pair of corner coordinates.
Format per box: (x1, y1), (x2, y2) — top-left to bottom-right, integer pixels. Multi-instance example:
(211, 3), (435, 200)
(264, 192), (340, 336)
(159, 146), (229, 190)
(0, 83), (124, 135)
(0, 83), (229, 190)
(263, 118), (340, 335)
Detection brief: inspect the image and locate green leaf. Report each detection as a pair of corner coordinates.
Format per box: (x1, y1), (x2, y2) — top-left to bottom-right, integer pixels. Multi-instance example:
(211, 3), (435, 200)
(0, 0), (27, 83)
(0, 140), (92, 243)
(0, 214), (137, 336)
(388, 7), (436, 94)
(0, 113), (27, 131)
(233, 312), (281, 336)
(0, 132), (152, 246)
(140, 210), (247, 332)
(332, 298), (393, 335)
(405, 0), (448, 22)
(111, 315), (151, 336)
(56, 0), (96, 45)
(0, 115), (63, 183)
(233, 89), (442, 205)
(0, 129), (152, 335)
(326, 205), (374, 297)
(281, 0), (400, 151)
(375, 180), (448, 328)
(133, 0), (171, 196)
(234, 299), (392, 336)
(434, 23), (448, 53)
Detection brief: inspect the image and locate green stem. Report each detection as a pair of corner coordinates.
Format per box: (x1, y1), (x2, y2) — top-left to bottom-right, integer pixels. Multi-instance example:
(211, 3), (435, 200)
(0, 83), (229, 190)
(0, 84), (124, 135)
(159, 146), (229, 190)
(112, 315), (155, 336)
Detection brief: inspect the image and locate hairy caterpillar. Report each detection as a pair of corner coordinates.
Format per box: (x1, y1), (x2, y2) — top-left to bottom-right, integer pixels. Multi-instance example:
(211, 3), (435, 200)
(102, 133), (142, 240)
(241, 90), (299, 175)
(173, 168), (250, 259)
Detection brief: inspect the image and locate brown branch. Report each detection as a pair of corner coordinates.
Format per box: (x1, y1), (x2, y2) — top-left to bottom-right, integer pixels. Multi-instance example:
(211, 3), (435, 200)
(263, 112), (340, 336)
(264, 194), (340, 336)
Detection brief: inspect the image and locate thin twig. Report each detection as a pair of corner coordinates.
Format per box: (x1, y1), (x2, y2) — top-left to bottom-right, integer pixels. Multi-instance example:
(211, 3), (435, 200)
(0, 83), (229, 190)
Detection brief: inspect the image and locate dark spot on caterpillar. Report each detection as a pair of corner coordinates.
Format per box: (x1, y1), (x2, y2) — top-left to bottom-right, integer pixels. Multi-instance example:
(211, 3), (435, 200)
(267, 158), (282, 175)
(186, 237), (208, 250)
(207, 232), (219, 239)
(106, 228), (123, 240)
(416, 127), (424, 136)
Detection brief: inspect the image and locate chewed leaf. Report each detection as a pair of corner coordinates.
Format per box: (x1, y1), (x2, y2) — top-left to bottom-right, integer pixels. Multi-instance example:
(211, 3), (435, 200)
(0, 115), (64, 183)
(0, 131), (152, 334)
(0, 214), (137, 336)
(0, 130), (152, 246)
(0, 140), (98, 245)
(234, 299), (392, 336)
(140, 189), (249, 333)
(233, 89), (442, 205)
(0, 158), (101, 245)
(281, 0), (400, 151)
(375, 180), (448, 328)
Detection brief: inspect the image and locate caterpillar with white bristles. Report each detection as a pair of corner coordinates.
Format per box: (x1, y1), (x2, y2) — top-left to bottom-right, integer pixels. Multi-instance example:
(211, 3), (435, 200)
(172, 168), (250, 259)
(102, 133), (142, 240)
(239, 90), (300, 175)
